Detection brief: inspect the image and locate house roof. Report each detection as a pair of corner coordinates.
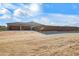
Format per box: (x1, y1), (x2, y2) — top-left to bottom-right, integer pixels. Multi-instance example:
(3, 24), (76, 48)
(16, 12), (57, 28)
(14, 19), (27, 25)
(7, 22), (45, 26)
(7, 22), (79, 28)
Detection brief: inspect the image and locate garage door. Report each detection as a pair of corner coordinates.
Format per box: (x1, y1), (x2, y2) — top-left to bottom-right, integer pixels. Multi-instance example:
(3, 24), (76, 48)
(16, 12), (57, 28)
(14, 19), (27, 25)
(8, 26), (20, 30)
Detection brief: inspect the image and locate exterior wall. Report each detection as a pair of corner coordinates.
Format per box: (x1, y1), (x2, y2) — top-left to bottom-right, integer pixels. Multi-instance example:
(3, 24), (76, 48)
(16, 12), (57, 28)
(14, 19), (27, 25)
(45, 26), (79, 31)
(21, 26), (31, 30)
(7, 25), (79, 31)
(8, 26), (20, 30)
(7, 26), (31, 30)
(35, 26), (79, 31)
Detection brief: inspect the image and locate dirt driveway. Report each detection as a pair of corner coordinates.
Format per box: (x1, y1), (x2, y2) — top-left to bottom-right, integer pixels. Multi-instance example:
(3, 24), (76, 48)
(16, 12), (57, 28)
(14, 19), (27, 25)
(0, 31), (79, 56)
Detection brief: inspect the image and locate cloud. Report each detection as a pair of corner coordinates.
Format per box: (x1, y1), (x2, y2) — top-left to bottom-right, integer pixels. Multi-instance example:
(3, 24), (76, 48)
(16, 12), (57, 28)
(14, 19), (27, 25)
(0, 3), (42, 22)
(0, 3), (79, 27)
(1, 3), (18, 10)
(0, 8), (11, 14)
(29, 3), (42, 13)
(13, 8), (23, 16)
(0, 15), (11, 19)
(33, 16), (51, 25)
(0, 8), (12, 20)
(13, 3), (42, 17)
(13, 3), (42, 21)
(46, 14), (79, 26)
(30, 13), (79, 27)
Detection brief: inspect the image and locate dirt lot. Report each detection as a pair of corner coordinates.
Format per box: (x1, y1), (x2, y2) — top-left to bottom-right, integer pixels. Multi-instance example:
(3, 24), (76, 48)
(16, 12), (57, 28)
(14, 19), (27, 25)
(0, 31), (79, 56)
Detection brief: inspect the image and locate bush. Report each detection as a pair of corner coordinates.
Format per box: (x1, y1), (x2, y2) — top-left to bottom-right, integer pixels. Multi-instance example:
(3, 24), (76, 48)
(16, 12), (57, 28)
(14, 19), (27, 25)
(0, 26), (7, 31)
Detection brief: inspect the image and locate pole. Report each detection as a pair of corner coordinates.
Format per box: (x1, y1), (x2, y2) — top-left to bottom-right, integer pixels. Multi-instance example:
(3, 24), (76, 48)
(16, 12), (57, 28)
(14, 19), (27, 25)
(20, 26), (21, 30)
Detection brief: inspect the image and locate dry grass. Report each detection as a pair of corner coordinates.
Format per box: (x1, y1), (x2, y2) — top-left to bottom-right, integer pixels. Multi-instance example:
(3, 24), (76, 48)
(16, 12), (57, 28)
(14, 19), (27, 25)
(0, 31), (79, 56)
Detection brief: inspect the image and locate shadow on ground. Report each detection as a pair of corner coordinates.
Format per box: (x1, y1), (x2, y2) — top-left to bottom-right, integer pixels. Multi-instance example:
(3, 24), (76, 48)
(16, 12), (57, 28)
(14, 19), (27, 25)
(38, 31), (79, 35)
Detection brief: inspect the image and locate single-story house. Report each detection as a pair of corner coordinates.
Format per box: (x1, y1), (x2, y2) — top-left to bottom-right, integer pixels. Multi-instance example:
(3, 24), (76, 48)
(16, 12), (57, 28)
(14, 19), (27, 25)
(7, 22), (79, 31)
(7, 22), (44, 30)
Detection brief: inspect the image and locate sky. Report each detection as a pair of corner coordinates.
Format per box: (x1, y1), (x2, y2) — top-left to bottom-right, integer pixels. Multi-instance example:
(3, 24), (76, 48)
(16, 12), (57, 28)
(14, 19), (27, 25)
(0, 3), (79, 27)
